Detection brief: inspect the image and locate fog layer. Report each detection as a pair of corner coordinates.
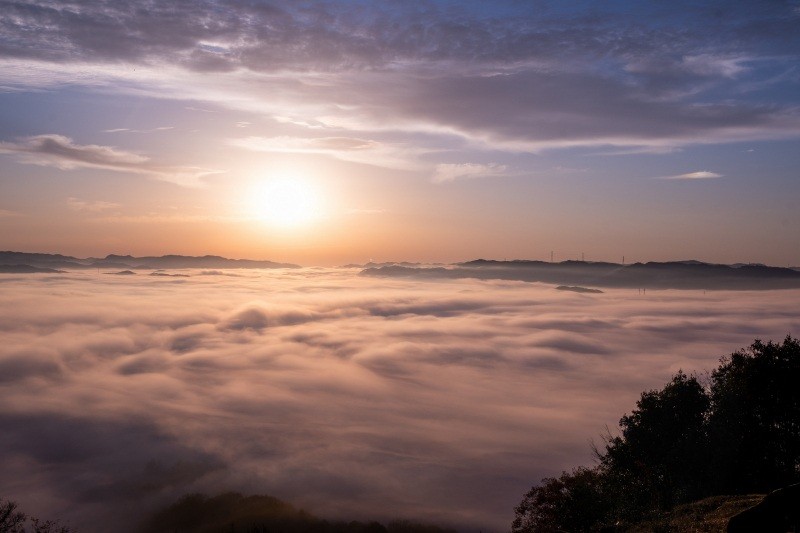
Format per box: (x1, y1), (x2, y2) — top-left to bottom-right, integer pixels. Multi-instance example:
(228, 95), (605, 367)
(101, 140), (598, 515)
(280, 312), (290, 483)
(1, 269), (798, 532)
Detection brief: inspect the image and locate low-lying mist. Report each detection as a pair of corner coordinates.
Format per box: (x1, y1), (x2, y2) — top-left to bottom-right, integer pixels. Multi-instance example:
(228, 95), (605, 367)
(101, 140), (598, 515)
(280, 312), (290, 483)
(1, 269), (798, 532)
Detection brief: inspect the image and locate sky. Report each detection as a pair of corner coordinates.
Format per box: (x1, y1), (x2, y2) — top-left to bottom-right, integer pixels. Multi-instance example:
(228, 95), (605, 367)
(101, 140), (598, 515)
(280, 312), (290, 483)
(1, 0), (799, 265)
(2, 270), (799, 531)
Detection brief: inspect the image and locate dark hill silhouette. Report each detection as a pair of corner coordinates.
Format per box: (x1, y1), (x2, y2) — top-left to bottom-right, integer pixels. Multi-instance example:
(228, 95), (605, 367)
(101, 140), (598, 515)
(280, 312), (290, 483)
(0, 251), (86, 270)
(0, 251), (300, 270)
(103, 254), (299, 269)
(361, 260), (800, 290)
(340, 261), (441, 268)
(2, 492), (457, 533)
(141, 492), (457, 533)
(556, 285), (604, 293)
(0, 264), (64, 273)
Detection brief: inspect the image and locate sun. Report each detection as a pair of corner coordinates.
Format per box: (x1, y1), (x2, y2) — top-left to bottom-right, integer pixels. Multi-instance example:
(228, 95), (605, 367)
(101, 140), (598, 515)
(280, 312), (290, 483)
(249, 176), (321, 228)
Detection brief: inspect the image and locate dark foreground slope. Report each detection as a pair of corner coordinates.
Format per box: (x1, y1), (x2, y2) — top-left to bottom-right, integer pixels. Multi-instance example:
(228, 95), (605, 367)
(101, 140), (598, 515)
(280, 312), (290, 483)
(620, 495), (763, 533)
(0, 493), (457, 533)
(361, 260), (800, 290)
(142, 492), (456, 533)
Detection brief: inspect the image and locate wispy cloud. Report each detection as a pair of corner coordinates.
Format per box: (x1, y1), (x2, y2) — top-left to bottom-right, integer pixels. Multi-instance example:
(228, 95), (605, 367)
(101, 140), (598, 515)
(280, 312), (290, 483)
(103, 127), (174, 134)
(184, 106), (216, 113)
(67, 197), (121, 212)
(346, 208), (386, 215)
(432, 163), (509, 183)
(590, 146), (683, 156)
(0, 134), (222, 186)
(655, 170), (723, 180)
(0, 134), (148, 168)
(231, 135), (420, 169)
(680, 54), (750, 78)
(92, 213), (243, 224)
(233, 135), (377, 153)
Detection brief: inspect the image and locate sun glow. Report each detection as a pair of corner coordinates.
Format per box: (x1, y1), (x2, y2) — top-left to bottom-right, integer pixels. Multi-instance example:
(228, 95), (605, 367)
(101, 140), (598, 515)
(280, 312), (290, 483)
(249, 176), (321, 228)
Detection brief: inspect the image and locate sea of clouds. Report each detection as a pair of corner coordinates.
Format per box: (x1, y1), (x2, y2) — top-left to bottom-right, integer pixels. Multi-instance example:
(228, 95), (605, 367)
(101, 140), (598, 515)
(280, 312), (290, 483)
(1, 269), (798, 532)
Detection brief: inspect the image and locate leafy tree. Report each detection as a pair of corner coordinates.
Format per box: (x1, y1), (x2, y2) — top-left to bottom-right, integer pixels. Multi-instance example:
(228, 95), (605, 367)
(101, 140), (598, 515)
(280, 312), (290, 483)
(511, 467), (610, 532)
(600, 371), (710, 515)
(707, 336), (800, 494)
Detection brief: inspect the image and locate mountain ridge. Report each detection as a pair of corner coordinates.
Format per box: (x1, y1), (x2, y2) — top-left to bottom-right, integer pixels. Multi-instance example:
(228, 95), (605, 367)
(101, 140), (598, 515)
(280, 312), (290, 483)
(361, 260), (800, 290)
(0, 251), (300, 270)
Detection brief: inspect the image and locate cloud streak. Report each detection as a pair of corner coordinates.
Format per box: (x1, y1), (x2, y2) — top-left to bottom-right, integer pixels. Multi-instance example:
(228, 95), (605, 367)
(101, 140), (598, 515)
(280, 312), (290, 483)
(66, 197), (121, 212)
(0, 134), (221, 186)
(231, 135), (421, 170)
(0, 134), (148, 168)
(432, 163), (509, 184)
(0, 269), (797, 531)
(656, 170), (723, 180)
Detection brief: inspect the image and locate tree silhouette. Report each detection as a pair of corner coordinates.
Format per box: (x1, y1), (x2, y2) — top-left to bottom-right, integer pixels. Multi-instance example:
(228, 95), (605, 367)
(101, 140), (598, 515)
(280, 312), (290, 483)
(708, 337), (800, 494)
(0, 499), (72, 533)
(511, 467), (609, 533)
(512, 337), (800, 531)
(601, 371), (710, 515)
(0, 500), (25, 533)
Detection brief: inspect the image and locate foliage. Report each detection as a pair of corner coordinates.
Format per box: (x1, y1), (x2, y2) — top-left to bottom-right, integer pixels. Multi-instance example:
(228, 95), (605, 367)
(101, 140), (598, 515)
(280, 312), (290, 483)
(601, 371), (710, 515)
(707, 337), (800, 494)
(512, 336), (800, 532)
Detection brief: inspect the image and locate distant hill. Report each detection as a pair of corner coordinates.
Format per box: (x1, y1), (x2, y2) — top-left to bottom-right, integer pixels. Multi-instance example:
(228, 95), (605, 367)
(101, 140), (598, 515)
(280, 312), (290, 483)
(0, 264), (64, 273)
(556, 285), (604, 293)
(98, 254), (300, 269)
(0, 251), (300, 271)
(361, 260), (800, 290)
